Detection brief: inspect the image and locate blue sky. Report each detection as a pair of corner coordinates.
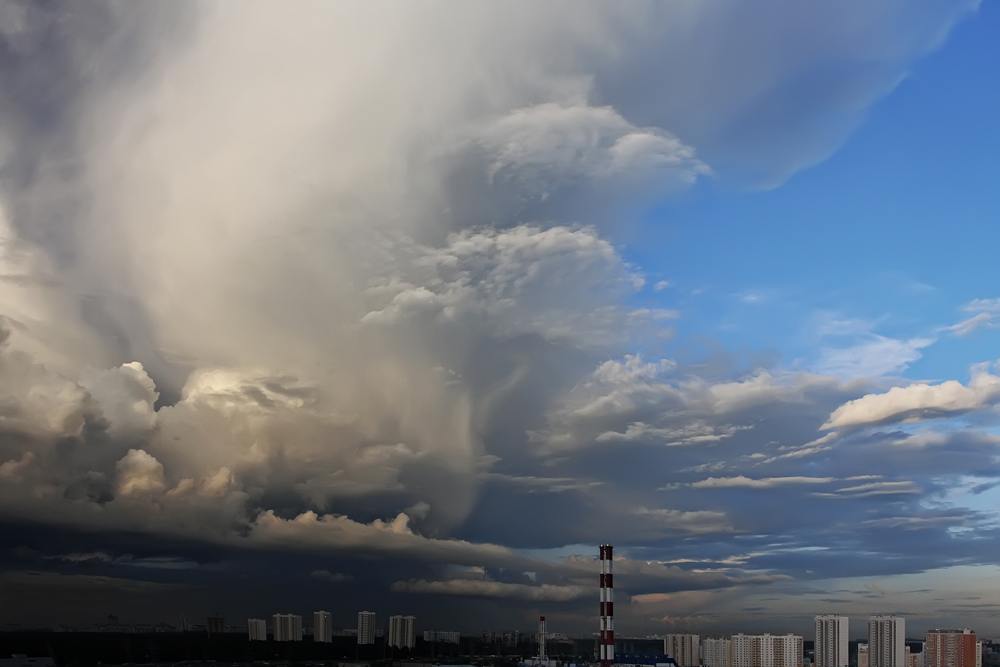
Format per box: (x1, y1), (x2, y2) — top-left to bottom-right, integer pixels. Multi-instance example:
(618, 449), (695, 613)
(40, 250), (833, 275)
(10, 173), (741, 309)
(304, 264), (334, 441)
(628, 3), (999, 383)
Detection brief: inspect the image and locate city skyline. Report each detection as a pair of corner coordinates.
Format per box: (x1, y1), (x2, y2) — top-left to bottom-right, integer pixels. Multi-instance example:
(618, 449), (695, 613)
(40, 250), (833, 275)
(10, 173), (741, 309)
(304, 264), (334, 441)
(1, 0), (999, 637)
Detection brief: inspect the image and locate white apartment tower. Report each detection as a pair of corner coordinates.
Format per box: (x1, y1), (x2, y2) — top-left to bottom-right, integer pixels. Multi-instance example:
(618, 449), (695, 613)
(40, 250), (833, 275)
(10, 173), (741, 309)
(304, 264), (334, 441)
(733, 633), (802, 667)
(388, 615), (416, 649)
(733, 633), (754, 667)
(314, 611), (332, 643)
(815, 616), (850, 667)
(248, 618), (267, 641)
(273, 614), (303, 642)
(665, 634), (701, 667)
(358, 611), (376, 645)
(859, 644), (870, 667)
(704, 638), (734, 667)
(869, 616), (906, 667)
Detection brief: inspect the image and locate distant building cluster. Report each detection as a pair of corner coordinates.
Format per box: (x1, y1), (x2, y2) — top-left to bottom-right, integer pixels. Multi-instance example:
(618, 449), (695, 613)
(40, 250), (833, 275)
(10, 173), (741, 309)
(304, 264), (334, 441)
(664, 618), (985, 667)
(688, 633), (802, 667)
(424, 630), (461, 644)
(243, 610), (428, 647)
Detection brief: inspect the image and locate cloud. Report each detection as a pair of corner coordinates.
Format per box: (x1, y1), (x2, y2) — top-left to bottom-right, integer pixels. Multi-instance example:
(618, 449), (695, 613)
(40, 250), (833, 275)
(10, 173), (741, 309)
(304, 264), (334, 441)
(115, 449), (168, 496)
(823, 363), (1000, 428)
(478, 103), (709, 193)
(815, 335), (935, 377)
(0, 0), (987, 632)
(945, 298), (1000, 336)
(391, 578), (588, 601)
(310, 569), (354, 583)
(817, 481), (922, 498)
(596, 421), (748, 446)
(359, 224), (644, 346)
(963, 298), (1000, 314)
(536, 361), (856, 453)
(632, 507), (732, 535)
(244, 510), (524, 567)
(479, 473), (603, 494)
(682, 475), (836, 489)
(946, 312), (994, 337)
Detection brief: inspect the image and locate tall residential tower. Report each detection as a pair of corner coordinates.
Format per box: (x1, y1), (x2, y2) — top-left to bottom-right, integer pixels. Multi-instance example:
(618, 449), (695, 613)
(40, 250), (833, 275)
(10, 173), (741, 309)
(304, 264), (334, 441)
(358, 611), (376, 645)
(388, 615), (416, 649)
(869, 616), (906, 667)
(815, 616), (850, 667)
(314, 611), (332, 643)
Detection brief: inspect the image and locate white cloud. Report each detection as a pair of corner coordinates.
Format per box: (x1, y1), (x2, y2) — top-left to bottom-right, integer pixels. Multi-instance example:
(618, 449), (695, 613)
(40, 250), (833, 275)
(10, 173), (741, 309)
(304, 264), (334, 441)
(684, 475), (836, 489)
(818, 481), (921, 498)
(360, 225), (643, 345)
(115, 449), (167, 496)
(633, 507), (732, 534)
(80, 362), (159, 436)
(479, 473), (602, 494)
(815, 335), (934, 377)
(946, 312), (994, 337)
(945, 298), (1000, 336)
(962, 298), (1000, 314)
(596, 420), (747, 446)
(479, 103), (709, 193)
(823, 363), (1000, 429)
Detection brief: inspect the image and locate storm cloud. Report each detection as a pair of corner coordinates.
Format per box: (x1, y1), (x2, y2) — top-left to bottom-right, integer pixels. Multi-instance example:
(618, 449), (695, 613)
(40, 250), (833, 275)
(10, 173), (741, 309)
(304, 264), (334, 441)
(0, 0), (993, 635)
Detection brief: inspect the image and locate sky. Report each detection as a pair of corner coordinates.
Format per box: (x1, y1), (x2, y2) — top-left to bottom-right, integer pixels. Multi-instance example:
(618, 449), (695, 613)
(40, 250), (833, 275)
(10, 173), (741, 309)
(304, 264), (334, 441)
(0, 0), (999, 640)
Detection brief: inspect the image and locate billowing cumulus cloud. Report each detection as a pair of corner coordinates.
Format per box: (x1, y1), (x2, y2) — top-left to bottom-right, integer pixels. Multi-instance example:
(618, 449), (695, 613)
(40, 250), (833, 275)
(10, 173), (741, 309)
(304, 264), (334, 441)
(0, 0), (991, 634)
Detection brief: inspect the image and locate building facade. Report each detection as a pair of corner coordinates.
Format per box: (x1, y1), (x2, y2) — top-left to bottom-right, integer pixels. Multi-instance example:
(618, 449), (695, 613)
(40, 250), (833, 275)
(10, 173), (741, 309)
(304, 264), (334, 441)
(424, 630), (461, 644)
(273, 614), (303, 642)
(704, 638), (733, 667)
(358, 611), (376, 645)
(248, 618), (267, 641)
(665, 634), (701, 667)
(869, 617), (906, 667)
(774, 634), (803, 667)
(388, 615), (416, 649)
(815, 616), (850, 667)
(926, 630), (978, 667)
(859, 644), (869, 667)
(732, 634), (802, 667)
(313, 611), (332, 643)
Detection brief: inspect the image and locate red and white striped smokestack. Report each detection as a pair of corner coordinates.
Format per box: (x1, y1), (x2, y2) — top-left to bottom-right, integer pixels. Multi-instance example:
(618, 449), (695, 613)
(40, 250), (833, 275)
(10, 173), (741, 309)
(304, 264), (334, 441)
(539, 616), (547, 662)
(599, 544), (614, 667)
